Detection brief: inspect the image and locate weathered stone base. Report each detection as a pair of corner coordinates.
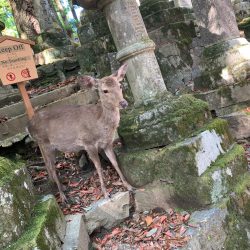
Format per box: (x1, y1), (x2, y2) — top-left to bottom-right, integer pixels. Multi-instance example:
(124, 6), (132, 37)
(119, 94), (210, 151)
(6, 195), (66, 250)
(118, 119), (248, 208)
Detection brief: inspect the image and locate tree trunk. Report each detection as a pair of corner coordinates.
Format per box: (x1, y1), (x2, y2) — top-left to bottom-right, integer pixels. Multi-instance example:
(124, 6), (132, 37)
(52, 0), (74, 38)
(9, 0), (63, 40)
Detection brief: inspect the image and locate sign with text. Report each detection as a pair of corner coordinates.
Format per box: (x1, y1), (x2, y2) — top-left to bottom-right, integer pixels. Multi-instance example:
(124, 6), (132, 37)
(0, 37), (38, 85)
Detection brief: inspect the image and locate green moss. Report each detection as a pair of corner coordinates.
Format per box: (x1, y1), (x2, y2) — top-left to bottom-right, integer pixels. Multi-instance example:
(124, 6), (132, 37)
(224, 203), (250, 250)
(206, 118), (233, 147)
(234, 173), (250, 195)
(217, 86), (233, 100)
(119, 94), (209, 151)
(7, 196), (63, 250)
(0, 157), (24, 187)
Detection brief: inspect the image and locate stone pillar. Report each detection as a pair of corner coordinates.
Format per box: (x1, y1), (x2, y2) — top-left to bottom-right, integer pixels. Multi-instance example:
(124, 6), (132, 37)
(191, 0), (240, 46)
(191, 0), (250, 89)
(97, 0), (169, 105)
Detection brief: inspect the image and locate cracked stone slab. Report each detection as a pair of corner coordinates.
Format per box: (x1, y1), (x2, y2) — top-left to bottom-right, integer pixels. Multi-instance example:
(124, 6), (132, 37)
(84, 192), (130, 234)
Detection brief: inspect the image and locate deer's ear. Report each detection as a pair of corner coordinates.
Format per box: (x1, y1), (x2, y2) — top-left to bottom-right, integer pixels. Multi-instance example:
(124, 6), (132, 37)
(113, 64), (128, 82)
(77, 75), (99, 89)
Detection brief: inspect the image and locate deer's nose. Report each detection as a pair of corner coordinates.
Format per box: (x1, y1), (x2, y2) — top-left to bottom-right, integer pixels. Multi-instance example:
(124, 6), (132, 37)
(119, 100), (128, 109)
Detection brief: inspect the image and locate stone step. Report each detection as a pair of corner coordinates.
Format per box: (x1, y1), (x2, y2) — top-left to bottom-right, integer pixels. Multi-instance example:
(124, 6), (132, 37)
(0, 84), (78, 119)
(0, 158), (35, 249)
(119, 95), (210, 151)
(222, 111), (250, 140)
(63, 214), (90, 250)
(118, 118), (232, 186)
(118, 119), (249, 208)
(0, 89), (98, 147)
(194, 83), (250, 116)
(6, 195), (66, 250)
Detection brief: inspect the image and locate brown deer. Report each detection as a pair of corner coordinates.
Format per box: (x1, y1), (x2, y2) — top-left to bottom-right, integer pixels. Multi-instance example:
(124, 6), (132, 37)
(28, 64), (133, 202)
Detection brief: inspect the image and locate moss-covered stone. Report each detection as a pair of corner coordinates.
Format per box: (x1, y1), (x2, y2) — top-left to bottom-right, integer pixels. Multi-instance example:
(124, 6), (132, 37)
(0, 157), (35, 249)
(118, 120), (246, 208)
(6, 195), (66, 250)
(224, 191), (250, 250)
(229, 173), (250, 221)
(174, 143), (247, 208)
(118, 95), (210, 151)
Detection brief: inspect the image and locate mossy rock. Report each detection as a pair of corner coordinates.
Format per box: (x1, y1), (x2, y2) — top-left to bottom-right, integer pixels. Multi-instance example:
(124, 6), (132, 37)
(118, 94), (210, 151)
(118, 119), (246, 208)
(228, 173), (250, 221)
(224, 190), (250, 250)
(6, 195), (66, 250)
(0, 157), (35, 249)
(174, 144), (248, 208)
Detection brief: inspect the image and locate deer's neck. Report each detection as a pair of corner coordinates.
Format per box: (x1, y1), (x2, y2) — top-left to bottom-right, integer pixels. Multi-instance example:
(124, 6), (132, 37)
(100, 105), (120, 129)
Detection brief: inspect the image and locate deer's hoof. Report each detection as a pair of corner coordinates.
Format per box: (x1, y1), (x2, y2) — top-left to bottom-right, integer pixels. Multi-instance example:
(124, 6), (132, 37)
(60, 192), (68, 204)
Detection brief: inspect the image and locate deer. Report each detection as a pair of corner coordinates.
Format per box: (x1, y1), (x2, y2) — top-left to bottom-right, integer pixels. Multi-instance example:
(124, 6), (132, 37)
(28, 64), (134, 202)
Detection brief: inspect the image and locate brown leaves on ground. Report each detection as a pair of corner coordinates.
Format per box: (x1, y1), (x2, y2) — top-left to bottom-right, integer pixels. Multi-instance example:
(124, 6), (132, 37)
(28, 153), (126, 215)
(92, 208), (192, 249)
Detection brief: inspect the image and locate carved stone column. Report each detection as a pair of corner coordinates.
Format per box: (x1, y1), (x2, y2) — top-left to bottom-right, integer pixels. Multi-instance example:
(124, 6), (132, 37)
(98, 0), (170, 105)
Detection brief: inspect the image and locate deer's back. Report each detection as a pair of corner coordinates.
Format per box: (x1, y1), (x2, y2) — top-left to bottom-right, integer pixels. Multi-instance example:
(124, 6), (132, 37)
(28, 104), (114, 152)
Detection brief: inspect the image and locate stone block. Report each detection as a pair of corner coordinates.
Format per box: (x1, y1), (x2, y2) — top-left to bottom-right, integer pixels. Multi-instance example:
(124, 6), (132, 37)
(222, 111), (250, 139)
(134, 181), (176, 212)
(118, 118), (232, 182)
(7, 195), (66, 250)
(63, 214), (90, 250)
(118, 120), (249, 208)
(118, 95), (210, 151)
(195, 83), (250, 116)
(181, 208), (228, 250)
(0, 159), (35, 249)
(84, 192), (130, 234)
(188, 144), (248, 206)
(229, 173), (250, 221)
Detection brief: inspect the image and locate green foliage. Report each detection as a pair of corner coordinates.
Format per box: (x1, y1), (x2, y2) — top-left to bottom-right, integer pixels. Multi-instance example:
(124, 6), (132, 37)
(0, 0), (18, 36)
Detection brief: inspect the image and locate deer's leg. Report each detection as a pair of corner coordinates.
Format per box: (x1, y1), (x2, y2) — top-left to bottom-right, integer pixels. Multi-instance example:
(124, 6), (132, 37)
(87, 148), (109, 198)
(39, 144), (67, 203)
(39, 144), (54, 181)
(104, 146), (134, 191)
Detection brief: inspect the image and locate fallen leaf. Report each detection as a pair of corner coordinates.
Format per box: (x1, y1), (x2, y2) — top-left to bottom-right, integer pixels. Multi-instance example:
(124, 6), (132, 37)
(145, 216), (153, 226)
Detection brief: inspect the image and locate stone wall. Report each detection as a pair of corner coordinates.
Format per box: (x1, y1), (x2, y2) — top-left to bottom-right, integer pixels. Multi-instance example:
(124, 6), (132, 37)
(76, 9), (116, 77)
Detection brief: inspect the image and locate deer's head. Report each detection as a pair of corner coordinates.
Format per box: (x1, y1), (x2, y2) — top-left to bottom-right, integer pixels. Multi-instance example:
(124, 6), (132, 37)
(78, 64), (128, 110)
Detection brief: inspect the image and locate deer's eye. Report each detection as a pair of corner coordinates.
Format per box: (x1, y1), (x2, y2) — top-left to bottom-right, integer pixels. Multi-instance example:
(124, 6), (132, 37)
(103, 90), (109, 93)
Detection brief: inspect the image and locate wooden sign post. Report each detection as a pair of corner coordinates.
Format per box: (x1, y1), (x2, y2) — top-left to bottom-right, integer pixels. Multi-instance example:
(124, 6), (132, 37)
(0, 36), (38, 119)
